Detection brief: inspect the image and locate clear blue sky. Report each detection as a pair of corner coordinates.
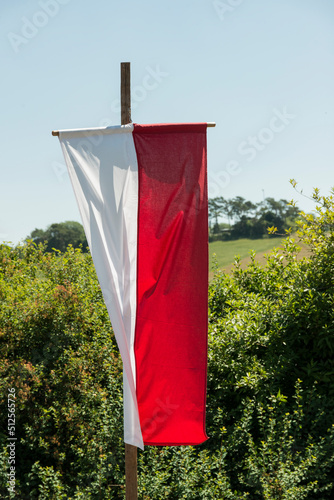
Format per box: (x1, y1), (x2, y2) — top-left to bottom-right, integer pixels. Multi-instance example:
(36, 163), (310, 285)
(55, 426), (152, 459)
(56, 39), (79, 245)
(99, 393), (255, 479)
(1, 0), (334, 244)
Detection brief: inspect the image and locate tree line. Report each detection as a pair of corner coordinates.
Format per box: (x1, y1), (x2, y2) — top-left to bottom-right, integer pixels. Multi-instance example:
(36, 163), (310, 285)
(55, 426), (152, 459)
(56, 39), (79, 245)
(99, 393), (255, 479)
(24, 196), (300, 254)
(209, 196), (300, 240)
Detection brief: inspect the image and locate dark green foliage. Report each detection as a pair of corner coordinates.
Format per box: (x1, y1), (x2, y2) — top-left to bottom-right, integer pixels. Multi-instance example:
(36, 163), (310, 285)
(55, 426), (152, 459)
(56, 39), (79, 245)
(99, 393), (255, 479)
(0, 244), (124, 498)
(1, 187), (334, 498)
(26, 221), (88, 253)
(205, 187), (334, 497)
(209, 196), (300, 240)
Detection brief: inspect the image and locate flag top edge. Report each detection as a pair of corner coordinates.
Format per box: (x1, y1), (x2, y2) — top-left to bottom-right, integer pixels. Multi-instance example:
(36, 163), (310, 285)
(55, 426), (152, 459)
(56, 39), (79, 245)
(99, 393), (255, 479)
(56, 123), (211, 139)
(133, 123), (208, 134)
(58, 123), (134, 139)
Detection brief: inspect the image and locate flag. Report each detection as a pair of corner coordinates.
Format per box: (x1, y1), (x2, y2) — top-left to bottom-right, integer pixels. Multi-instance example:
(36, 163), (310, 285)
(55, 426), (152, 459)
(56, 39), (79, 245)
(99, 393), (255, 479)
(58, 123), (209, 449)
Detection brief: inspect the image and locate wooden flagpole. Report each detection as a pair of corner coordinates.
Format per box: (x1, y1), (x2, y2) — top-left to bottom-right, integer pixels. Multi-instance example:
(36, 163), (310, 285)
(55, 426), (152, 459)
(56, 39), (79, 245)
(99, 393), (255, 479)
(121, 61), (138, 500)
(121, 62), (131, 127)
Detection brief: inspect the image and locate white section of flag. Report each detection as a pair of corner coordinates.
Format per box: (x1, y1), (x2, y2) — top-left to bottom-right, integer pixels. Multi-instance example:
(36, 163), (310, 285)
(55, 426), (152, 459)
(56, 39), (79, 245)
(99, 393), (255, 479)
(59, 124), (144, 449)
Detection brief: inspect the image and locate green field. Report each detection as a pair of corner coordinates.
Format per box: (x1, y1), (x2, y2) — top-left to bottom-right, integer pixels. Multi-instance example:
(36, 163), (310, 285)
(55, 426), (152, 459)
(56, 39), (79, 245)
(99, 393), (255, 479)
(209, 237), (285, 273)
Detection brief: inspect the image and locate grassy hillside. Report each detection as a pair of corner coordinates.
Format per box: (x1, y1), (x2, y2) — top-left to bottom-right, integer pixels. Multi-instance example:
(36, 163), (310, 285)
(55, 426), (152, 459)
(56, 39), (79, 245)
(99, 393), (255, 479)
(209, 236), (310, 277)
(209, 237), (283, 270)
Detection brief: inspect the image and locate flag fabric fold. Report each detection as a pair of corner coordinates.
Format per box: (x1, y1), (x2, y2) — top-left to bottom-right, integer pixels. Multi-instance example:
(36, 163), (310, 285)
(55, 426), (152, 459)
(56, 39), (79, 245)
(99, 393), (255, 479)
(58, 123), (208, 449)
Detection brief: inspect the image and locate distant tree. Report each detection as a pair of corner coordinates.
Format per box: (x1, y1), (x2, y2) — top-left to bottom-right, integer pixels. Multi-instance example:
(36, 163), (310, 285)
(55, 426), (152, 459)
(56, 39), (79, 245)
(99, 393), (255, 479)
(229, 196), (256, 222)
(258, 198), (299, 223)
(209, 197), (225, 233)
(26, 221), (88, 253)
(261, 197), (283, 216)
(229, 196), (245, 221)
(255, 198), (300, 235)
(243, 200), (257, 217)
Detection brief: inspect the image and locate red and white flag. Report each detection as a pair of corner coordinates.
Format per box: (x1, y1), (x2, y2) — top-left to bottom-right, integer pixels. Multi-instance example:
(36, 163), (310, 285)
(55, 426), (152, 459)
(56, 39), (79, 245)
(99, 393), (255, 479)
(58, 123), (208, 449)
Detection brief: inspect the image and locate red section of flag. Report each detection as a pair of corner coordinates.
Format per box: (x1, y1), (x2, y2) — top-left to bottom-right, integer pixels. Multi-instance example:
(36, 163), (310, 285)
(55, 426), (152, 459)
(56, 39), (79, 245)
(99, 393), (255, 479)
(133, 123), (209, 445)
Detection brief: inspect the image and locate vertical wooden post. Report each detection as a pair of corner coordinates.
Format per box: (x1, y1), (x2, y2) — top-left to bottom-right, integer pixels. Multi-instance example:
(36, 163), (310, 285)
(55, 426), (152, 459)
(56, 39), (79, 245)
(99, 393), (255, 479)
(121, 62), (131, 125)
(125, 442), (138, 500)
(121, 61), (138, 500)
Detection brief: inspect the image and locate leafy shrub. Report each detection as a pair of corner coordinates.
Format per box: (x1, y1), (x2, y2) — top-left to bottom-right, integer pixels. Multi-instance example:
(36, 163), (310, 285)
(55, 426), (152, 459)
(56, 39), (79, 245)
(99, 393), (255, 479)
(1, 187), (334, 498)
(0, 243), (124, 499)
(205, 188), (334, 497)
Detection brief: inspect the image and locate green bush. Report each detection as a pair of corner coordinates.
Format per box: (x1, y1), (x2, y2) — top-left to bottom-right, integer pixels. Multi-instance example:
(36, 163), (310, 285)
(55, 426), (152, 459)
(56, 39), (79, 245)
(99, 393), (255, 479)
(0, 244), (124, 499)
(1, 186), (334, 498)
(205, 187), (334, 497)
